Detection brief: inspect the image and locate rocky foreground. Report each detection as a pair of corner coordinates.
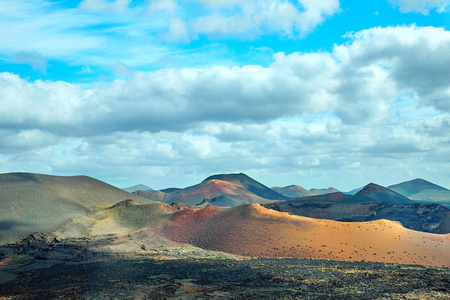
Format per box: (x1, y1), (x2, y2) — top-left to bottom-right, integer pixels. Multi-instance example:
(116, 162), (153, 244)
(0, 235), (449, 299)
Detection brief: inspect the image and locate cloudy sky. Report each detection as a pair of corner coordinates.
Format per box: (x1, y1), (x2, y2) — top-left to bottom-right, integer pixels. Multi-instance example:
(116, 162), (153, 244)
(1, 0), (450, 191)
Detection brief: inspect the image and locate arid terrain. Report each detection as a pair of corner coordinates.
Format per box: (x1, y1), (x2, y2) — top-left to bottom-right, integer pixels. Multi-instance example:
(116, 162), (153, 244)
(1, 172), (449, 299)
(1, 238), (449, 299)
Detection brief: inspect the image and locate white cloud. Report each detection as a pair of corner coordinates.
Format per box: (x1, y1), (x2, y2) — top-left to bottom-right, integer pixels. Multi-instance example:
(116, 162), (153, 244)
(389, 0), (450, 14)
(164, 18), (190, 42)
(1, 25), (450, 189)
(2, 26), (450, 133)
(148, 0), (177, 15)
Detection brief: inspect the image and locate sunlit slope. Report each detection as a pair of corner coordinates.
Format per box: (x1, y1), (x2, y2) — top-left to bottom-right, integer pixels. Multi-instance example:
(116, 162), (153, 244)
(56, 199), (450, 267)
(165, 204), (449, 267)
(0, 172), (152, 244)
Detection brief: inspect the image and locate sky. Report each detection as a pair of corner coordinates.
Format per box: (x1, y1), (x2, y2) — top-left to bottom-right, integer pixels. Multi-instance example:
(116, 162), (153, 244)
(1, 0), (450, 191)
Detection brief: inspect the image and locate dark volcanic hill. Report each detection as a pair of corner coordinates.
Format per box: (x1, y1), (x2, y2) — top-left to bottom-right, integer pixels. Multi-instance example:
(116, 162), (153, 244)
(388, 179), (450, 207)
(203, 173), (286, 201)
(344, 186), (364, 195)
(138, 173), (287, 207)
(272, 185), (314, 198)
(309, 187), (340, 195)
(350, 183), (413, 204)
(0, 172), (152, 244)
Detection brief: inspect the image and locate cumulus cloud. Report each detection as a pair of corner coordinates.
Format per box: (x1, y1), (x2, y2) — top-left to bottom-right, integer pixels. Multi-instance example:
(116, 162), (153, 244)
(1, 25), (450, 189)
(389, 0), (450, 14)
(1, 26), (450, 135)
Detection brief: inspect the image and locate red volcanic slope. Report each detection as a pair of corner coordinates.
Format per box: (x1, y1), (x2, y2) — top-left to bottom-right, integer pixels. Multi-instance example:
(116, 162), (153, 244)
(158, 204), (450, 267)
(163, 173), (286, 206)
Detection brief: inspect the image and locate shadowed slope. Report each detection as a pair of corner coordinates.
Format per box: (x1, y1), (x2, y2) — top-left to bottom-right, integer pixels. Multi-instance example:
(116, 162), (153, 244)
(351, 183), (413, 204)
(0, 172), (152, 244)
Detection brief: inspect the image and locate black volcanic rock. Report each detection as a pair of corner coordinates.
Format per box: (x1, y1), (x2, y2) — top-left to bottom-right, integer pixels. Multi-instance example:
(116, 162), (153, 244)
(21, 232), (50, 246)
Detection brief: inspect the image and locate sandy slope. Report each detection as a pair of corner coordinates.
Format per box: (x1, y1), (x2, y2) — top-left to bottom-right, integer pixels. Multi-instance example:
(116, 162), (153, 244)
(165, 204), (449, 267)
(0, 173), (152, 244)
(55, 201), (450, 267)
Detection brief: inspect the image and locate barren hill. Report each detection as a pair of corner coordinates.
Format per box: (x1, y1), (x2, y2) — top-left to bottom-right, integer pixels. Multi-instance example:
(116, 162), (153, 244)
(388, 178), (450, 207)
(0, 172), (152, 244)
(351, 183), (413, 204)
(140, 173), (287, 207)
(54, 202), (450, 267)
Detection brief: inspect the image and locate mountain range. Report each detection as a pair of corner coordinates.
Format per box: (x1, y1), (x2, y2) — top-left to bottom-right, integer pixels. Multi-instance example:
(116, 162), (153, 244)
(122, 184), (153, 193)
(264, 183), (449, 234)
(0, 172), (449, 267)
(135, 173), (287, 207)
(388, 178), (450, 207)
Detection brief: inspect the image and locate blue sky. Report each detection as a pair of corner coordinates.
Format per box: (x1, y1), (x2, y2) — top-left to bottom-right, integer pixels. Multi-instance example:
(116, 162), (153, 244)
(1, 0), (450, 191)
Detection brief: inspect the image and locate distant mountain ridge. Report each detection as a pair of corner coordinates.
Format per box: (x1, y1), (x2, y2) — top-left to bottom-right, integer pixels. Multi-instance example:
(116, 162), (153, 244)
(351, 183), (412, 204)
(309, 187), (340, 195)
(283, 183), (411, 205)
(137, 173), (287, 207)
(272, 185), (314, 198)
(388, 178), (450, 207)
(123, 184), (153, 193)
(264, 183), (448, 234)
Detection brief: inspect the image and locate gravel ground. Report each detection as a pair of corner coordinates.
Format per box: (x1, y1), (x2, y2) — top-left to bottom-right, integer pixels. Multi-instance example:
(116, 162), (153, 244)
(0, 242), (449, 299)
